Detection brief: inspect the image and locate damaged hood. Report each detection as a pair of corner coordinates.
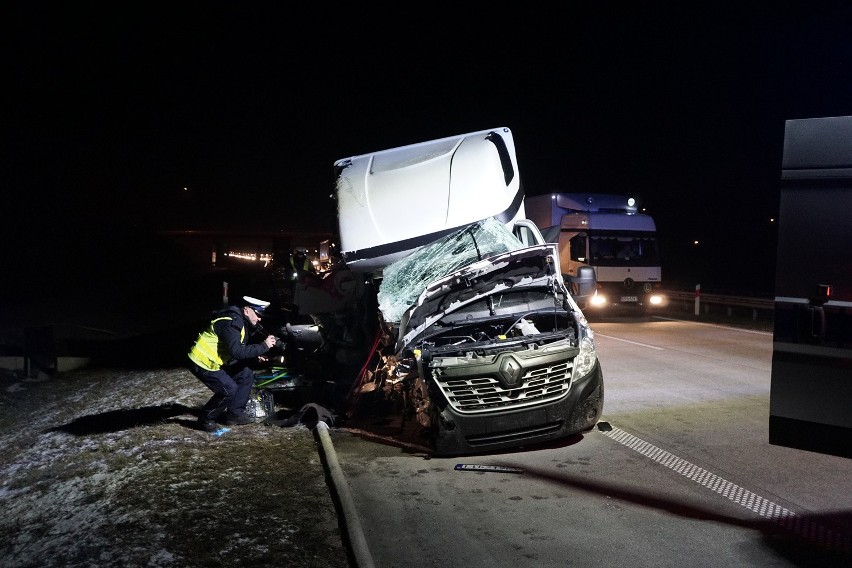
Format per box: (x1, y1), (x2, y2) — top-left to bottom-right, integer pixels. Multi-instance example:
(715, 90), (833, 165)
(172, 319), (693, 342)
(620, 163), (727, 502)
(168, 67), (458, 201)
(397, 244), (564, 350)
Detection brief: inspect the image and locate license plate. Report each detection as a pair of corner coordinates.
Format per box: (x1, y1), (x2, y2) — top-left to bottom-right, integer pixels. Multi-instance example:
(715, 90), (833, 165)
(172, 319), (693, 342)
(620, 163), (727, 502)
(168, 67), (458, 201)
(620, 296), (638, 302)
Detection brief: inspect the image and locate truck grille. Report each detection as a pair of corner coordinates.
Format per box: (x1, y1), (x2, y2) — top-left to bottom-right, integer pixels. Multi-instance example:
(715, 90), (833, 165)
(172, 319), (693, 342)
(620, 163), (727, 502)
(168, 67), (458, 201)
(433, 359), (573, 414)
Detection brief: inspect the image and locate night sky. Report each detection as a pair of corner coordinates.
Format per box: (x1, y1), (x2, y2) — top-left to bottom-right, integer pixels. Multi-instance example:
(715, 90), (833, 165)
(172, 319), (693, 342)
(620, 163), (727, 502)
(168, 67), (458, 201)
(4, 1), (852, 297)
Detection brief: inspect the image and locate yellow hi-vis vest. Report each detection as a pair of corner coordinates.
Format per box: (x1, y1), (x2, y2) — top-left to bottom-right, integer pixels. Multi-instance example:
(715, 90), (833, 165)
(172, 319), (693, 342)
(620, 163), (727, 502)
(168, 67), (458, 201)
(188, 316), (246, 371)
(290, 256), (310, 271)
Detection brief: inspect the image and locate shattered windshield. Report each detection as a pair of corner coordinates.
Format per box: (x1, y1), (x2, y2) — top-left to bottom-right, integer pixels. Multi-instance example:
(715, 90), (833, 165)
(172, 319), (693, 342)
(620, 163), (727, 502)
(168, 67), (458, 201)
(377, 217), (524, 323)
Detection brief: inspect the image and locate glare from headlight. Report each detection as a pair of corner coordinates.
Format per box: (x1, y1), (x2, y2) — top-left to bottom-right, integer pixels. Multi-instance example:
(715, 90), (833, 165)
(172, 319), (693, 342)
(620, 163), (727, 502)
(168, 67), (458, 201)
(649, 294), (663, 305)
(589, 294), (607, 307)
(573, 333), (597, 381)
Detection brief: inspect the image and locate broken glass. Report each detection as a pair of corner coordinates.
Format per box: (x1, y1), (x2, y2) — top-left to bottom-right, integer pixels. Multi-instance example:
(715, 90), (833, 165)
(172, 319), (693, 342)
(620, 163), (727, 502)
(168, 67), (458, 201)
(377, 217), (524, 323)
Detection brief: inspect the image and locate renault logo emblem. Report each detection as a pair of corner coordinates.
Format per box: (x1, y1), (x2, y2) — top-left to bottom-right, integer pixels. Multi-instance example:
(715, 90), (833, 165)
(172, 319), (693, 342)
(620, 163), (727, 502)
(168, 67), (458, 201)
(498, 354), (524, 387)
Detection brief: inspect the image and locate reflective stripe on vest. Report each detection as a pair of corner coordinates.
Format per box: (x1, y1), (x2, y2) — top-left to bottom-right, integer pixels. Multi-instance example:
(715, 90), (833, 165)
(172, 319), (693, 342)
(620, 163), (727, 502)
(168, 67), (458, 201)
(188, 316), (246, 371)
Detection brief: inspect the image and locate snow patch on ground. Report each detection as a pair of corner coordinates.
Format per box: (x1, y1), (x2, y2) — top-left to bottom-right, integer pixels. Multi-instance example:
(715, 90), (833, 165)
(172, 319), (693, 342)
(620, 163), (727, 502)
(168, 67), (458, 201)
(0, 367), (347, 568)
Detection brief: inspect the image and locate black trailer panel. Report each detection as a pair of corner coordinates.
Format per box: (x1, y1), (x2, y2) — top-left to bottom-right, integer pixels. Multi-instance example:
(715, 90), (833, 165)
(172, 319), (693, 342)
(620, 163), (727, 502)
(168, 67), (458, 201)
(770, 115), (852, 458)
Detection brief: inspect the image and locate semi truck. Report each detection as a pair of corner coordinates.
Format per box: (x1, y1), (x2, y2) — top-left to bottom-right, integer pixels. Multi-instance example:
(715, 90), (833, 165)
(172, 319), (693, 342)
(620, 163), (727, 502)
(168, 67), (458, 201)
(317, 127), (604, 455)
(524, 193), (666, 311)
(770, 115), (852, 459)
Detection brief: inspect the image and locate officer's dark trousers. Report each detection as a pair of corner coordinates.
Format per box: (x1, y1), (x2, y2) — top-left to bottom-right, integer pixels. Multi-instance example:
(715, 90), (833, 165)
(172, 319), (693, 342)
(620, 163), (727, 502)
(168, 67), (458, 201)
(189, 363), (254, 419)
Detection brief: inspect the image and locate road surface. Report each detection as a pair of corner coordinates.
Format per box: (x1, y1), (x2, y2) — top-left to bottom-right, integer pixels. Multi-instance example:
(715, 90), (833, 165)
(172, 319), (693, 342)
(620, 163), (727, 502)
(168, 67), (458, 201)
(328, 316), (852, 567)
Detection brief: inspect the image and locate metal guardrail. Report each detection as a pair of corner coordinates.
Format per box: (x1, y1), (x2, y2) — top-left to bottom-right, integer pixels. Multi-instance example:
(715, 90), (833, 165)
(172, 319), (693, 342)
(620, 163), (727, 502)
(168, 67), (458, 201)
(665, 289), (774, 321)
(666, 290), (774, 310)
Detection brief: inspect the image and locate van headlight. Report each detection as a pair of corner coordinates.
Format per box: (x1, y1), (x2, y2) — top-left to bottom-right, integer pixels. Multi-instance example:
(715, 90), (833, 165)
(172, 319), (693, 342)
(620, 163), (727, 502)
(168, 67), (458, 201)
(572, 331), (597, 381)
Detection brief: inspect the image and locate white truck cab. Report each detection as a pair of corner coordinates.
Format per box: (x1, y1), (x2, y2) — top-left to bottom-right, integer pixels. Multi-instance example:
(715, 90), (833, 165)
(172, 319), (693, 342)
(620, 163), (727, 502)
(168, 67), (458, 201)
(335, 127), (526, 274)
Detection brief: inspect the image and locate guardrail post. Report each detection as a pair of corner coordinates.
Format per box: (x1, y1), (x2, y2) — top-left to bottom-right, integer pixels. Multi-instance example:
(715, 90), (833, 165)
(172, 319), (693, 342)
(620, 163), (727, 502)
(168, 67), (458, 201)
(694, 284), (700, 316)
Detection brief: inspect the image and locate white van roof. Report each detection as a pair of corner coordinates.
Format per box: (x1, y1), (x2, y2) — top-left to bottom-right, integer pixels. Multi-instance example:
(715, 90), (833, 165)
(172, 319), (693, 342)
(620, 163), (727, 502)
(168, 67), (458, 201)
(335, 127), (525, 273)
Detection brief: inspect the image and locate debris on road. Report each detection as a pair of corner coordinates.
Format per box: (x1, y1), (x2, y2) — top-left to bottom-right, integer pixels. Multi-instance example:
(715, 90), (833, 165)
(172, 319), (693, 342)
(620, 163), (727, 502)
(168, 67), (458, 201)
(454, 464), (524, 474)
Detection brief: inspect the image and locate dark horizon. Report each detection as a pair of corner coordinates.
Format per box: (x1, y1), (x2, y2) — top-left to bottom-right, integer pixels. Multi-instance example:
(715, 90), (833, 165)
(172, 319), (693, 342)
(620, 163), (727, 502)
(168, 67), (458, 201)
(4, 2), (851, 298)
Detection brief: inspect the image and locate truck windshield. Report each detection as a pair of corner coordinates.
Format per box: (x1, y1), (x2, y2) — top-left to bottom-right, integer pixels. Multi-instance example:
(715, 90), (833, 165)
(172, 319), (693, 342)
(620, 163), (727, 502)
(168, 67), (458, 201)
(589, 233), (659, 266)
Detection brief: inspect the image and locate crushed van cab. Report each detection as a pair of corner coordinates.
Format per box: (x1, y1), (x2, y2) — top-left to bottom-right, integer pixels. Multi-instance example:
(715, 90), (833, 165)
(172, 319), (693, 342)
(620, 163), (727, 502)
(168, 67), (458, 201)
(344, 217), (603, 455)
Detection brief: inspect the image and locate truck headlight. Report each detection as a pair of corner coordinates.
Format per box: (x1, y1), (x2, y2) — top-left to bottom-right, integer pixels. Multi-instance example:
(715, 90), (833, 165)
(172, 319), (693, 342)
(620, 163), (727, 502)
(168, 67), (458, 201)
(572, 333), (597, 381)
(589, 294), (607, 307)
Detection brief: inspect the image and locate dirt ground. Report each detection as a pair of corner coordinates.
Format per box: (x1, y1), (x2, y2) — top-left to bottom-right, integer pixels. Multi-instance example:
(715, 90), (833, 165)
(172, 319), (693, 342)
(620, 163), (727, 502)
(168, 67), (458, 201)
(0, 365), (351, 568)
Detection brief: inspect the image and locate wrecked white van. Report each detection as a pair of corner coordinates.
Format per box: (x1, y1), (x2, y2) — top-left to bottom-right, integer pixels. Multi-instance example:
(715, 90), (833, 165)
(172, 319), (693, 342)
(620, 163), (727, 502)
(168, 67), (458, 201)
(316, 128), (603, 455)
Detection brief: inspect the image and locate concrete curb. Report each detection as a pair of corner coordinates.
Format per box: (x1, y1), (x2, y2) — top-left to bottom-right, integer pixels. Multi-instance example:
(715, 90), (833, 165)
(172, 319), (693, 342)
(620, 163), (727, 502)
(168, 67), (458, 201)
(314, 421), (375, 568)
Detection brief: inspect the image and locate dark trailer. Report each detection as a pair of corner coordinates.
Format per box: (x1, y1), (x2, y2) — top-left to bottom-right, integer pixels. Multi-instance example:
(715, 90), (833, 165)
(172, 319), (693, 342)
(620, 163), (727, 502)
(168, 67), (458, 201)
(770, 115), (852, 459)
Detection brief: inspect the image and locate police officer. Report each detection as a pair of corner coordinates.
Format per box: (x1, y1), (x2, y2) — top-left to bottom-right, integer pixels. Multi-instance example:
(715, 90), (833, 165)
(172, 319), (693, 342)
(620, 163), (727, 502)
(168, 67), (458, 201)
(289, 247), (314, 280)
(188, 295), (277, 431)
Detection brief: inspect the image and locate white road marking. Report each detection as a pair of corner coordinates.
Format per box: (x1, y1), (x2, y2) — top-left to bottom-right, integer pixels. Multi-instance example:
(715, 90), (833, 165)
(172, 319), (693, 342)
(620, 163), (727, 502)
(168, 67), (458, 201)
(600, 425), (850, 553)
(596, 334), (665, 350)
(651, 316), (774, 336)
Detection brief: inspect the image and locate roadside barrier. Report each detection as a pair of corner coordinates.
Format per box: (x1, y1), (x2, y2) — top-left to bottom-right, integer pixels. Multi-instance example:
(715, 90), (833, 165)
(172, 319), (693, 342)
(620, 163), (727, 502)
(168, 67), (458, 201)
(665, 289), (774, 322)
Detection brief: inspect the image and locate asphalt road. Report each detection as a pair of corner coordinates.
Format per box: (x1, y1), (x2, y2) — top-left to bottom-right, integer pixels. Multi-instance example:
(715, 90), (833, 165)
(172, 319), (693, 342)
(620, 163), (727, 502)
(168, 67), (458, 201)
(327, 316), (852, 568)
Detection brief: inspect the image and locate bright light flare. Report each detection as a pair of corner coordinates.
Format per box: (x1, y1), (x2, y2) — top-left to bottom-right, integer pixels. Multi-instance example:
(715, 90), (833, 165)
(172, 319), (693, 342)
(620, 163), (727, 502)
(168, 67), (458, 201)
(225, 251), (273, 267)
